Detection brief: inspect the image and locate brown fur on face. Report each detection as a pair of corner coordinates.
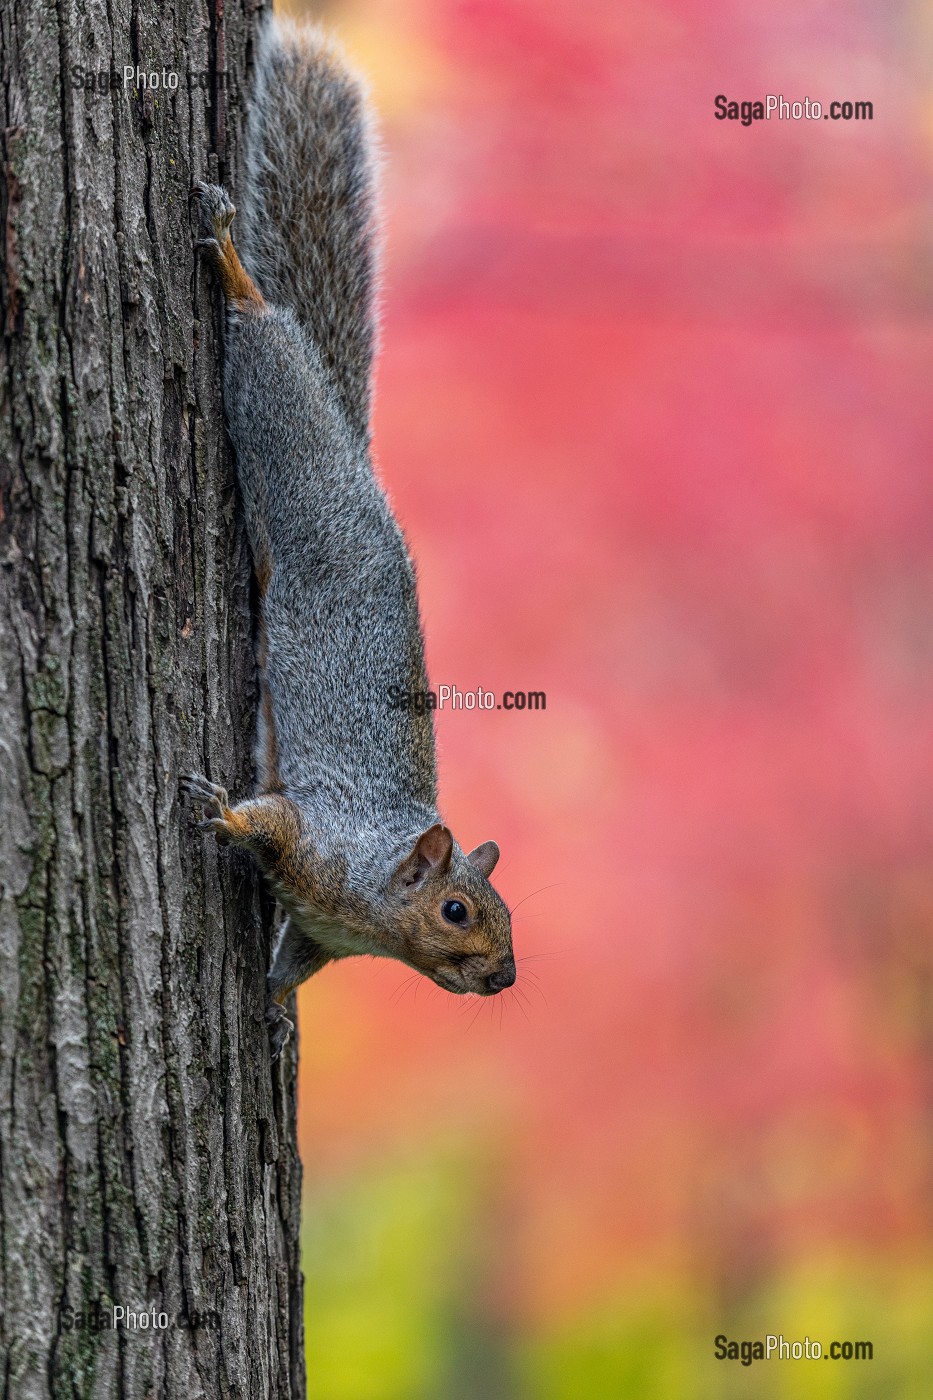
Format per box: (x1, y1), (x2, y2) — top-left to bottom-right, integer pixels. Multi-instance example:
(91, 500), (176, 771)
(184, 777), (514, 999)
(386, 825), (515, 996)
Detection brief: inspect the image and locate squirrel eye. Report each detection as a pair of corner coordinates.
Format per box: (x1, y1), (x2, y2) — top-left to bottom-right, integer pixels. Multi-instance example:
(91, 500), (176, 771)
(441, 899), (468, 925)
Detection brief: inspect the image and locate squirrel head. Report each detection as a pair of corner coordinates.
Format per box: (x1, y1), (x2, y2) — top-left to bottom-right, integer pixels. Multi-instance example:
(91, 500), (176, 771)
(386, 824), (514, 995)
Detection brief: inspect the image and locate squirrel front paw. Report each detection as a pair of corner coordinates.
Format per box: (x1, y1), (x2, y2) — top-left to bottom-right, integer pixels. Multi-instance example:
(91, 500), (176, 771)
(266, 1000), (294, 1062)
(180, 771), (236, 844)
(191, 180), (236, 253)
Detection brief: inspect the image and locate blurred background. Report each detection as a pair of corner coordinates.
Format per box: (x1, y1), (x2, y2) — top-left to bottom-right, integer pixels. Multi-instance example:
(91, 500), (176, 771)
(279, 0), (933, 1394)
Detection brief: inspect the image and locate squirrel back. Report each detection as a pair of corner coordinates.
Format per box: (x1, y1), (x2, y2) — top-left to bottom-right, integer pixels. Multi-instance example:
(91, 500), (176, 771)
(240, 19), (378, 444)
(225, 19), (419, 820)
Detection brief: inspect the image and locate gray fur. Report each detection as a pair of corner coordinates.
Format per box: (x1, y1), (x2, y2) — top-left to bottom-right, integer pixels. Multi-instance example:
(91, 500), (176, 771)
(225, 303), (437, 841)
(240, 17), (379, 444)
(190, 20), (514, 1046)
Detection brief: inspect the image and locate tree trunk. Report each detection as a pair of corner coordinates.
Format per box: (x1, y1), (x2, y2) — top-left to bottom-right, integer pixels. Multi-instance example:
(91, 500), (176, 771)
(0, 2), (305, 1397)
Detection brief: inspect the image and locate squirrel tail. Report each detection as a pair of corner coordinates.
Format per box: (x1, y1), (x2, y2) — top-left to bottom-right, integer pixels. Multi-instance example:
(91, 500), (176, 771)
(240, 17), (380, 442)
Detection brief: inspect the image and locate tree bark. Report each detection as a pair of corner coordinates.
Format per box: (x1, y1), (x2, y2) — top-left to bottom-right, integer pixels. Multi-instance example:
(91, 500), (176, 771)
(0, 2), (305, 1397)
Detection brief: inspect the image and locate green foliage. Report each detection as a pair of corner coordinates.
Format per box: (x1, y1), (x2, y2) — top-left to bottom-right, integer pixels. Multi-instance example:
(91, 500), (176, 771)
(303, 1144), (490, 1400)
(517, 1258), (933, 1400)
(516, 1290), (697, 1400)
(304, 1167), (933, 1400)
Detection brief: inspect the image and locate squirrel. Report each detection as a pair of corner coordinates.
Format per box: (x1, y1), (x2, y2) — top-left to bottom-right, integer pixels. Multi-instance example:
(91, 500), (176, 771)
(184, 18), (515, 1058)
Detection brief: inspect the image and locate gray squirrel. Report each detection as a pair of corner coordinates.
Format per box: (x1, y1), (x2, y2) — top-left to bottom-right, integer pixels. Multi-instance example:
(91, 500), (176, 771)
(184, 18), (515, 1057)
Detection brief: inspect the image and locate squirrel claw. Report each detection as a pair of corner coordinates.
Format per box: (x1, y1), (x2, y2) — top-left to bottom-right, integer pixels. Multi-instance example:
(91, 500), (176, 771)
(191, 181), (236, 246)
(198, 815), (232, 845)
(181, 771), (229, 804)
(181, 774), (232, 841)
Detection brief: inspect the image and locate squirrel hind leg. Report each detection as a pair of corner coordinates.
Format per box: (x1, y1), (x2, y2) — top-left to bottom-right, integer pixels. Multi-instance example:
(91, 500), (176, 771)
(265, 999), (294, 1062)
(268, 919), (333, 1004)
(191, 180), (266, 314)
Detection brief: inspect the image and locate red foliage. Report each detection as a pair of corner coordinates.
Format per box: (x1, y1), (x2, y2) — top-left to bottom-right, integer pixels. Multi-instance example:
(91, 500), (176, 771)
(298, 0), (933, 1325)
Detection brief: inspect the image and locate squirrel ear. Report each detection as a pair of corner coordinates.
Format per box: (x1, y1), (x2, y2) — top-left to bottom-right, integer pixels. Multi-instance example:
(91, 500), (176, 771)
(396, 823), (454, 888)
(467, 840), (500, 878)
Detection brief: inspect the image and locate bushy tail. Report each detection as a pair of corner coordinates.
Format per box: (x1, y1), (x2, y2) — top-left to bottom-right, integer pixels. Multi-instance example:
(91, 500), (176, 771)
(240, 17), (379, 442)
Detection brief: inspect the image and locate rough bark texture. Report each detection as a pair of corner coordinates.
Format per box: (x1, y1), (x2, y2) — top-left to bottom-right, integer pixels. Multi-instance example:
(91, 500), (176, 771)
(0, 1), (305, 1396)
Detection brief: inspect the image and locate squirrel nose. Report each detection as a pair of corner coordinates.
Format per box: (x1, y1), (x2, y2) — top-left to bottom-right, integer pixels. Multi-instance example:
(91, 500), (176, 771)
(486, 961), (516, 993)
